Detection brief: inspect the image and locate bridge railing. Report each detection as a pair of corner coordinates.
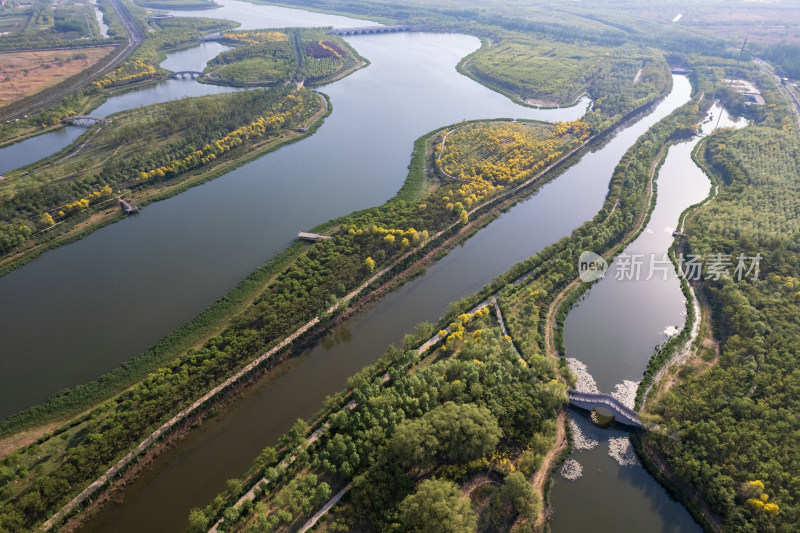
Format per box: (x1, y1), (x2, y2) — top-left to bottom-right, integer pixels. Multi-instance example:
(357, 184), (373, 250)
(567, 391), (641, 423)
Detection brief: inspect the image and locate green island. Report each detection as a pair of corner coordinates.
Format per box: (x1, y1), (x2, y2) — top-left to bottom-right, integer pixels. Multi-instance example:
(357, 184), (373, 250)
(0, 0), (116, 51)
(1, 0), (800, 532)
(0, 86), (326, 273)
(205, 28), (365, 86)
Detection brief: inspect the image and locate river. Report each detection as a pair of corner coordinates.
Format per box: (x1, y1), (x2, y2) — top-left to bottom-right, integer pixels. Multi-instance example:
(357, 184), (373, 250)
(548, 104), (746, 533)
(2, 1), (717, 530)
(91, 1), (110, 39)
(77, 33), (693, 533)
(0, 6), (588, 425)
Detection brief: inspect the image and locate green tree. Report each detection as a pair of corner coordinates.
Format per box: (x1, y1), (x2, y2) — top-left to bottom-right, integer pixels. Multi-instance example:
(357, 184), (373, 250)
(187, 507), (208, 533)
(391, 401), (501, 470)
(501, 471), (540, 521)
(399, 478), (477, 533)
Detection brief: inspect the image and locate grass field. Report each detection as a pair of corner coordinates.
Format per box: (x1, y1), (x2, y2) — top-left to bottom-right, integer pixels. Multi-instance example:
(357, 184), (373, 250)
(133, 0), (219, 9)
(0, 47), (115, 107)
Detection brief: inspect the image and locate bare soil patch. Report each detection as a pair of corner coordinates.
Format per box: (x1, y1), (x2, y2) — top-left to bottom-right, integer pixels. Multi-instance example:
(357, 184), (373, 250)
(0, 47), (115, 107)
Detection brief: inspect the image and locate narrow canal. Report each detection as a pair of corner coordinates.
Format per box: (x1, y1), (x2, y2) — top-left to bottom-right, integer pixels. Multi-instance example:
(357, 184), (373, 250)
(549, 104), (747, 533)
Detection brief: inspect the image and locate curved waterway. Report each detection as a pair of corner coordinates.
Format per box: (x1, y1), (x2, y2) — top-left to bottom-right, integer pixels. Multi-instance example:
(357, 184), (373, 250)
(549, 104), (747, 533)
(0, 8), (590, 417)
(78, 74), (692, 533)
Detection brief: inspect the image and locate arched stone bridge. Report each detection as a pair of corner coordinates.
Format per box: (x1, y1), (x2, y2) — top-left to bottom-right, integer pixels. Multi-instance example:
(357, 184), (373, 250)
(331, 25), (420, 36)
(62, 115), (106, 126)
(170, 71), (203, 79)
(567, 390), (643, 428)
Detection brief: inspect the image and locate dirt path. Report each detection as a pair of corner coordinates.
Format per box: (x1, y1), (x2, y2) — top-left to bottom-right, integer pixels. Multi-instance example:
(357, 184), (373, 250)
(532, 409), (567, 531)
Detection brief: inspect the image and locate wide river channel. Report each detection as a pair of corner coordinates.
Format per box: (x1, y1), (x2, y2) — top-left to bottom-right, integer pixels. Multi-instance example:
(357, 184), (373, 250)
(0, 0), (737, 531)
(0, 3), (589, 417)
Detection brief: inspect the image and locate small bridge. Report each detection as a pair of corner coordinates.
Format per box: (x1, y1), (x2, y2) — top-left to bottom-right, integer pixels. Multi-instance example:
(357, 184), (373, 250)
(62, 115), (106, 126)
(331, 25), (419, 36)
(567, 390), (643, 429)
(170, 71), (203, 79)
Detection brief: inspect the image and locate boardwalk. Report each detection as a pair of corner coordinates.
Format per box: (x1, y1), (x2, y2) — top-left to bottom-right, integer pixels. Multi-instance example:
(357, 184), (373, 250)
(567, 390), (643, 428)
(119, 198), (138, 214)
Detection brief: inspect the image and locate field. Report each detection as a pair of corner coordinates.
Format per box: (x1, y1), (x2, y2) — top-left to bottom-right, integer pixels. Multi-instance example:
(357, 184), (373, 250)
(465, 40), (605, 106)
(0, 47), (114, 107)
(133, 0), (219, 9)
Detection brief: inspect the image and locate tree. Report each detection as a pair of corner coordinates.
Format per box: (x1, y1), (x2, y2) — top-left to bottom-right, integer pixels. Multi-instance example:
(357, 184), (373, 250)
(365, 256), (375, 272)
(391, 402), (501, 470)
(399, 479), (477, 533)
(459, 209), (469, 224)
(40, 212), (55, 226)
(501, 471), (540, 521)
(187, 508), (208, 533)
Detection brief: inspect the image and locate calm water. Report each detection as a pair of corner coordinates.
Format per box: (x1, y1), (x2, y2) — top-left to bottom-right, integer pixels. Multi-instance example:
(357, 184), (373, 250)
(0, 24), (587, 418)
(0, 126), (86, 175)
(549, 104), (746, 533)
(91, 1), (110, 39)
(78, 76), (691, 533)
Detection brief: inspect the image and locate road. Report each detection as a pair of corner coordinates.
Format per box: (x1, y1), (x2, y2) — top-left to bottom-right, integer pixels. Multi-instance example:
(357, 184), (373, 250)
(755, 58), (800, 138)
(0, 0), (144, 123)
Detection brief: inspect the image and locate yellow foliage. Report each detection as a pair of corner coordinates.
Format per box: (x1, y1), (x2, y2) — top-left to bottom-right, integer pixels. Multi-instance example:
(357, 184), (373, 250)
(436, 120), (588, 204)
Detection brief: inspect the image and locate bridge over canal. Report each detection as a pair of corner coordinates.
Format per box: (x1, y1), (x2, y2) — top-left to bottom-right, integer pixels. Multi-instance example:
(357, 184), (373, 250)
(62, 115), (106, 126)
(567, 390), (643, 429)
(170, 71), (203, 79)
(331, 25), (421, 35)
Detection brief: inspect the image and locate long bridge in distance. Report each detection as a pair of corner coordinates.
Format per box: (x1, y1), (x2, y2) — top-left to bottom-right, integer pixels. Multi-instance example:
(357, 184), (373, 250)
(330, 25), (422, 36)
(567, 390), (643, 428)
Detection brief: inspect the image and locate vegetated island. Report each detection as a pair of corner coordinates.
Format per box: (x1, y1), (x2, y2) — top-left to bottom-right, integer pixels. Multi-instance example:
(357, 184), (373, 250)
(0, 85), (327, 275)
(203, 27), (367, 87)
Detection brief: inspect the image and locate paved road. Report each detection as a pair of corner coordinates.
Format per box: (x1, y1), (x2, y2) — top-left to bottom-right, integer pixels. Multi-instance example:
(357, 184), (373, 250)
(0, 0), (144, 123)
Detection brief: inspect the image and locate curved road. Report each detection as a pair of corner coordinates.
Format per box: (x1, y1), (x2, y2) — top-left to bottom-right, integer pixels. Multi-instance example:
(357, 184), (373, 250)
(0, 0), (143, 123)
